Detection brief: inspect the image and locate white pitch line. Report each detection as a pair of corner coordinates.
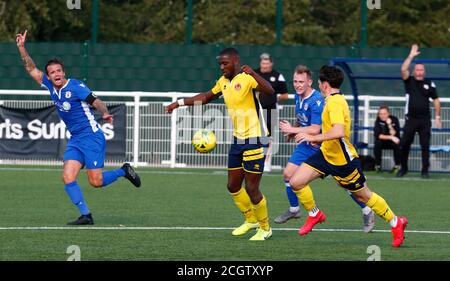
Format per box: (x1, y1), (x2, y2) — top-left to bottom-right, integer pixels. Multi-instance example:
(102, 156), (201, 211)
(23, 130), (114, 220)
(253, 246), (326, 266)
(0, 226), (449, 234)
(1, 167), (449, 181)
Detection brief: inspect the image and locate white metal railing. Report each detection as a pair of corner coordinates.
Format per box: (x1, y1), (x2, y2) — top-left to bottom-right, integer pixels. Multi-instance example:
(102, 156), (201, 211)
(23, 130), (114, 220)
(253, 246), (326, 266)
(1, 90), (450, 172)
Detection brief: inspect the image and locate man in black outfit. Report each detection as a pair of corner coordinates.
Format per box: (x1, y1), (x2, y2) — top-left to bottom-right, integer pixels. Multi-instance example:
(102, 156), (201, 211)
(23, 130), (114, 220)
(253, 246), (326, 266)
(397, 44), (442, 179)
(255, 53), (289, 171)
(373, 106), (401, 173)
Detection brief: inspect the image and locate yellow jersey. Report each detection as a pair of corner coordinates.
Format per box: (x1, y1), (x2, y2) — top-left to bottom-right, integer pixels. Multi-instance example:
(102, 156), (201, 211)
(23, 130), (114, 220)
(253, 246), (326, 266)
(320, 93), (359, 166)
(211, 73), (268, 139)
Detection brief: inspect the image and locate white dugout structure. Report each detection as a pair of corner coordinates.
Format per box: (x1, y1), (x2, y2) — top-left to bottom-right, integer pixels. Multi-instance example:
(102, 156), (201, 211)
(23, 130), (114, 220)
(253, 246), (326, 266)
(1, 90), (449, 172)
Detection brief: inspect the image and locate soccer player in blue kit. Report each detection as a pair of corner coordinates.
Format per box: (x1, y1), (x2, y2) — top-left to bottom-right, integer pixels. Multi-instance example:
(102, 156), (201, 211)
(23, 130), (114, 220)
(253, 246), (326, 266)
(16, 30), (141, 225)
(275, 65), (375, 233)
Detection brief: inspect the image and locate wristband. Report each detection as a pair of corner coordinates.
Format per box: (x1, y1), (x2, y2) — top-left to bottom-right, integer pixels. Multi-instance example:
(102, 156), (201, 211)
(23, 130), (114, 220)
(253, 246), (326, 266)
(177, 99), (185, 106)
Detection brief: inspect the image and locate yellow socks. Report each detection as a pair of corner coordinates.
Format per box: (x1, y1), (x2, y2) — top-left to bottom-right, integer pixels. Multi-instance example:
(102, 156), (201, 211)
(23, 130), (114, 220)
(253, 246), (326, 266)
(366, 192), (395, 222)
(230, 187), (257, 223)
(253, 196), (270, 231)
(293, 185), (316, 211)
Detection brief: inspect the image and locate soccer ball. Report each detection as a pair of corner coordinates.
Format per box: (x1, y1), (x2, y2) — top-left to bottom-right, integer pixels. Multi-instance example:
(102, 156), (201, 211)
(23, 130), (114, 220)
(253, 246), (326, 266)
(192, 129), (216, 153)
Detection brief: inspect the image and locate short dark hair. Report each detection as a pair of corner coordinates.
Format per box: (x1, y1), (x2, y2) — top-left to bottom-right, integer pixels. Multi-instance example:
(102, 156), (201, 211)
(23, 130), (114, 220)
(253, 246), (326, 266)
(379, 105), (390, 112)
(294, 65), (312, 79)
(318, 65), (344, 88)
(45, 58), (65, 75)
(219, 47), (239, 57)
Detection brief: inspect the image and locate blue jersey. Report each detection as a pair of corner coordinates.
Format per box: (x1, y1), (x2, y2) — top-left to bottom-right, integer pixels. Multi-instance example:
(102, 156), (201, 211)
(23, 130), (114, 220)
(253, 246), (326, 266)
(289, 89), (325, 164)
(294, 89), (324, 128)
(41, 75), (101, 136)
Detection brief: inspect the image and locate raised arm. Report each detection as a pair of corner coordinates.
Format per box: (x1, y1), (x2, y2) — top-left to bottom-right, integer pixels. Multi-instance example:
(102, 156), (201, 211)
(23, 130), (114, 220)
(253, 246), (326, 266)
(16, 30), (44, 85)
(165, 91), (218, 114)
(401, 44), (420, 80)
(241, 65), (274, 96)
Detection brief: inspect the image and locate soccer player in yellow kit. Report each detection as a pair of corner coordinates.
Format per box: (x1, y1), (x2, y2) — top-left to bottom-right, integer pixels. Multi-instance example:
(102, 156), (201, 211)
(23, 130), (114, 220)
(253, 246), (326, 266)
(290, 65), (408, 247)
(166, 48), (275, 240)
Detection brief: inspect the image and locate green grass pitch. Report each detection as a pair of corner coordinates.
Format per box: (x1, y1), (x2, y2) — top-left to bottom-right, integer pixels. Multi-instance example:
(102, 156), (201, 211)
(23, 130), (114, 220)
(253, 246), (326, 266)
(1, 166), (449, 261)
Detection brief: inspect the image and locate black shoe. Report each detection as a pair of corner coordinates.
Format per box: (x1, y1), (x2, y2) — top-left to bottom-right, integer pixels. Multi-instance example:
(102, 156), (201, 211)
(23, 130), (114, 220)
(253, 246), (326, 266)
(396, 169), (407, 178)
(375, 165), (382, 173)
(421, 172), (430, 179)
(67, 213), (94, 225)
(122, 163), (141, 187)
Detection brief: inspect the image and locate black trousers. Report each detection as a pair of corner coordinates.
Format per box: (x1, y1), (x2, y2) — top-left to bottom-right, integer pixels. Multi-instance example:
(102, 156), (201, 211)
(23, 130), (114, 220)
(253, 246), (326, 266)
(400, 117), (431, 172)
(374, 139), (400, 166)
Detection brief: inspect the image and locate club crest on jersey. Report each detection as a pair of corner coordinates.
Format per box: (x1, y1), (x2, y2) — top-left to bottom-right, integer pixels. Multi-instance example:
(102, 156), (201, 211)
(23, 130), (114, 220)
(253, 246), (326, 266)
(304, 103), (309, 111)
(270, 76), (276, 82)
(234, 83), (241, 91)
(424, 84), (429, 90)
(65, 91), (72, 99)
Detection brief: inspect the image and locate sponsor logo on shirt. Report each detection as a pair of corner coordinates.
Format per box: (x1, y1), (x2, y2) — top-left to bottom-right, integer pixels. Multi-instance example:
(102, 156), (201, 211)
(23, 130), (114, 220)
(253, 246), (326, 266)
(62, 102), (71, 111)
(54, 101), (71, 112)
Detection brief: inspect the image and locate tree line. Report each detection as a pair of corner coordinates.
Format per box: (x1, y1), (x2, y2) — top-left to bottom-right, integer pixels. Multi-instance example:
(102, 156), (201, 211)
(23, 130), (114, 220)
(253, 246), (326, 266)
(0, 0), (449, 47)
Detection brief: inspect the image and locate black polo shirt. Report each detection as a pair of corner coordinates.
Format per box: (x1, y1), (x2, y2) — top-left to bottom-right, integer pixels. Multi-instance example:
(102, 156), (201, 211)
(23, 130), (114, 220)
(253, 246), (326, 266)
(403, 76), (438, 119)
(255, 68), (288, 109)
(374, 115), (401, 140)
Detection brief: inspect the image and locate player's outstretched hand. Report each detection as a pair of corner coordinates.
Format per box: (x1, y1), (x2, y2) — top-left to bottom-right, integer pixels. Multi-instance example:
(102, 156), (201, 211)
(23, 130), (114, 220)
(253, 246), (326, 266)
(241, 65), (255, 76)
(103, 114), (113, 124)
(16, 30), (27, 48)
(409, 44), (420, 58)
(279, 120), (293, 133)
(295, 132), (313, 144)
(165, 102), (179, 114)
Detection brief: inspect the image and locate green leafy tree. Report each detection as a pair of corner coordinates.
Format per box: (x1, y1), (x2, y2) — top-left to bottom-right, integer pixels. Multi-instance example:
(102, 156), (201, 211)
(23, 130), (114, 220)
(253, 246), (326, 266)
(193, 0), (276, 44)
(0, 0), (449, 47)
(99, 0), (185, 43)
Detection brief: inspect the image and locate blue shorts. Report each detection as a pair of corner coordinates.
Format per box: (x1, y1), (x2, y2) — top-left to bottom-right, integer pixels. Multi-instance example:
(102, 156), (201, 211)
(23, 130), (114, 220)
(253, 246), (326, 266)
(288, 143), (319, 166)
(64, 131), (106, 169)
(228, 138), (265, 174)
(304, 150), (366, 192)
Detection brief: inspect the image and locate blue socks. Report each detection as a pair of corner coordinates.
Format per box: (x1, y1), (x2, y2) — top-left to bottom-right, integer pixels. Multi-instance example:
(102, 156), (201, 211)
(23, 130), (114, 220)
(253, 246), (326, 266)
(101, 168), (126, 187)
(64, 181), (90, 215)
(285, 180), (299, 207)
(348, 191), (367, 208)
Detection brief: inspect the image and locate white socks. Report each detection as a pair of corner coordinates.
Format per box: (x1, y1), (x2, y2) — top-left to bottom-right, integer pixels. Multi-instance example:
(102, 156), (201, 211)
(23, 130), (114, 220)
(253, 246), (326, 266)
(362, 206), (372, 216)
(308, 207), (320, 217)
(389, 216), (398, 228)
